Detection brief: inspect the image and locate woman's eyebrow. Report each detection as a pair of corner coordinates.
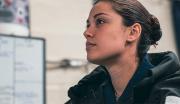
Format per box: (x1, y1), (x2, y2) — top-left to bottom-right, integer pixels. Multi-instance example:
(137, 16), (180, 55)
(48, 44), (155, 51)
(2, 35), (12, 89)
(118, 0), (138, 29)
(94, 12), (109, 18)
(86, 12), (109, 24)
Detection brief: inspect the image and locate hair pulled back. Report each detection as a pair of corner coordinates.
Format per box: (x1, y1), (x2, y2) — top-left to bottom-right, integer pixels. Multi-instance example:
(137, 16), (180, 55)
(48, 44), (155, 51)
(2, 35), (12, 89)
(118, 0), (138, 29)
(94, 0), (162, 59)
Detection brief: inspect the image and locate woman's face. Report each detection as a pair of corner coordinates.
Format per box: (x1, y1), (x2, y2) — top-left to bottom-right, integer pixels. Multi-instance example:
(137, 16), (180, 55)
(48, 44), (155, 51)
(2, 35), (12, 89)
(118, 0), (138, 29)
(84, 1), (130, 65)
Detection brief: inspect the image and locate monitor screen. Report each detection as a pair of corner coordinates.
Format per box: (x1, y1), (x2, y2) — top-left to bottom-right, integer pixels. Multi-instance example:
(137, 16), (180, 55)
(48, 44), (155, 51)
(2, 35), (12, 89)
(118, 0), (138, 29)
(0, 34), (45, 104)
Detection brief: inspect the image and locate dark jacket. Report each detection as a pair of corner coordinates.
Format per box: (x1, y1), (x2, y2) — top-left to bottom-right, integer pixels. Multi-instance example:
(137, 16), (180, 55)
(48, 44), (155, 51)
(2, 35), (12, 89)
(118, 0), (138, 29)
(65, 52), (180, 104)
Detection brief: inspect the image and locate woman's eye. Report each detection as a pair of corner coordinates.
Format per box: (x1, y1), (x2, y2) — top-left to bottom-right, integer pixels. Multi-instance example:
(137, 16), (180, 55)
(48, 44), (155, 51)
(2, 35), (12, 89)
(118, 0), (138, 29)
(96, 18), (105, 25)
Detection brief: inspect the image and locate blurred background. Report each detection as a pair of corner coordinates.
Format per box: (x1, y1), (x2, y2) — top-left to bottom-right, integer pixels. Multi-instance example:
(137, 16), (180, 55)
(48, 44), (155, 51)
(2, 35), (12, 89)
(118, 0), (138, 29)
(0, 0), (180, 104)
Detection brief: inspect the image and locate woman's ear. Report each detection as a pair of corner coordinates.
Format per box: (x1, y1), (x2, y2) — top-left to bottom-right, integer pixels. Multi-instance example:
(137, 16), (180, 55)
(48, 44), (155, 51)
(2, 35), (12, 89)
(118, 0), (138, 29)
(127, 23), (142, 42)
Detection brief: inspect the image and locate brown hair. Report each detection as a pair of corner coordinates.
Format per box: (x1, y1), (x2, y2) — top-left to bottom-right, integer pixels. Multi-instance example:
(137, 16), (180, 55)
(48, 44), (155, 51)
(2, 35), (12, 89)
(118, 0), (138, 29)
(94, 0), (162, 59)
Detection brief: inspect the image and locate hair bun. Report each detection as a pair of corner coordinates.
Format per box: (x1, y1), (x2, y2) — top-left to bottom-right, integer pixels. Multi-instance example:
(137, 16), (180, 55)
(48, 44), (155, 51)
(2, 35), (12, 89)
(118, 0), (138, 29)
(149, 15), (162, 45)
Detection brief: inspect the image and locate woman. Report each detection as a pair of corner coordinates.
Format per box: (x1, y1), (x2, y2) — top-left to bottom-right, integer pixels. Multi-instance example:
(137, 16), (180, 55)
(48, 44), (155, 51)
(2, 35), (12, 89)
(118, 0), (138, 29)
(66, 0), (180, 104)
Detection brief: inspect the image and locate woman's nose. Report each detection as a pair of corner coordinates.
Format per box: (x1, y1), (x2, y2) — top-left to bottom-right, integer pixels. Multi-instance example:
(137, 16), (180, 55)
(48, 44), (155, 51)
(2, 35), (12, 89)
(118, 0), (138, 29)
(83, 27), (94, 38)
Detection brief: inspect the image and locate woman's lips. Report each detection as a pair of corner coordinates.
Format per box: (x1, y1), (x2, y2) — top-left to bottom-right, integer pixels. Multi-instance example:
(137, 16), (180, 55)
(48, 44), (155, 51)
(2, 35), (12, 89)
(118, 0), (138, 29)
(86, 42), (96, 50)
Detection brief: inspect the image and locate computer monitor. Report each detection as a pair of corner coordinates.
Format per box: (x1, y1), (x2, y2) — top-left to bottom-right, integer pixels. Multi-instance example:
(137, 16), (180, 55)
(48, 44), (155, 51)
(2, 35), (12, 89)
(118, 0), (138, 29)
(0, 34), (46, 104)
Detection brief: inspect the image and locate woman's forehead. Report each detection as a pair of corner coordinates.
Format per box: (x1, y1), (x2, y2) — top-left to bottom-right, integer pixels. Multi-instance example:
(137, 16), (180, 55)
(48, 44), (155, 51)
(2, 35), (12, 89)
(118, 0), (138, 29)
(91, 2), (112, 13)
(89, 1), (116, 18)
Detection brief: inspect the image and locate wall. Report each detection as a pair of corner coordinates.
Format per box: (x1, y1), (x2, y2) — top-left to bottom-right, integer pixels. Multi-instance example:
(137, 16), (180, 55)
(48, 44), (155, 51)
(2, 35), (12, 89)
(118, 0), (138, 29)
(30, 0), (92, 61)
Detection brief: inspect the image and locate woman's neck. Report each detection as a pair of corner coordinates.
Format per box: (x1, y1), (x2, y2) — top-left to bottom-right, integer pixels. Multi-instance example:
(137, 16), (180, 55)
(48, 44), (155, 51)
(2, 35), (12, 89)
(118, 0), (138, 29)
(105, 52), (139, 97)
